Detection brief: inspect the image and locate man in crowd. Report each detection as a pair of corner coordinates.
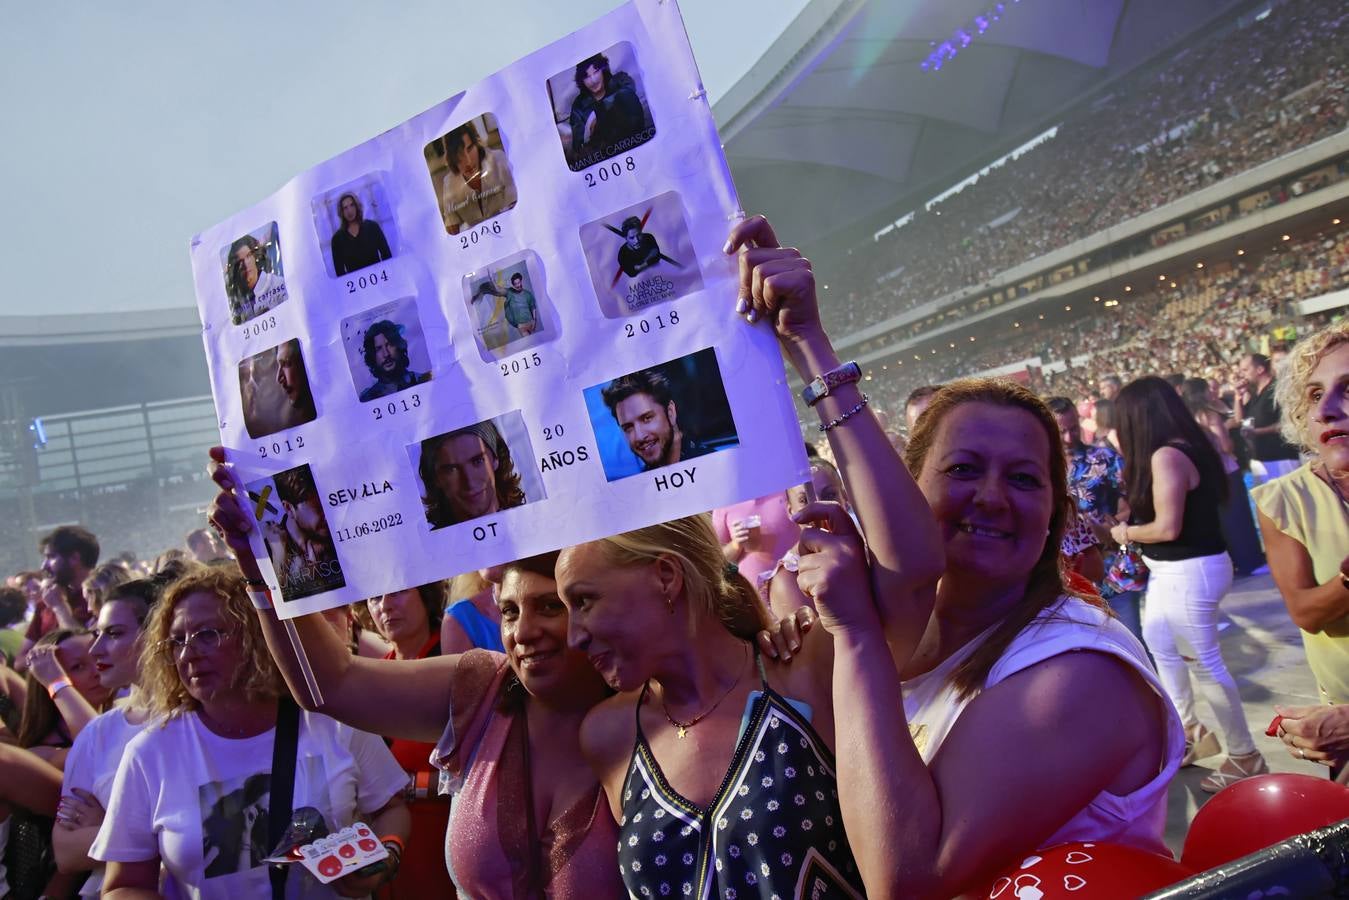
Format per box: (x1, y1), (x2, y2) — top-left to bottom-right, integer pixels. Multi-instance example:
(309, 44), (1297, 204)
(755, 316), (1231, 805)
(904, 384), (941, 431)
(601, 369), (712, 471)
(16, 525), (98, 669)
(185, 527), (228, 564)
(359, 321), (430, 402)
(1098, 374), (1123, 401)
(1234, 352), (1301, 484)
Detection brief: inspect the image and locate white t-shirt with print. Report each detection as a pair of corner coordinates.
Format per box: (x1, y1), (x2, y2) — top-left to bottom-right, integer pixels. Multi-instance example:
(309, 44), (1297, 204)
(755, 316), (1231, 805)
(64, 706), (150, 897)
(90, 708), (407, 900)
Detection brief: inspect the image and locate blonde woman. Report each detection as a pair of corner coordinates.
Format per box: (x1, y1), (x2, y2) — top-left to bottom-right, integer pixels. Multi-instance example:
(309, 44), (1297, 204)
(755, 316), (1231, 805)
(91, 566), (410, 899)
(1252, 321), (1349, 774)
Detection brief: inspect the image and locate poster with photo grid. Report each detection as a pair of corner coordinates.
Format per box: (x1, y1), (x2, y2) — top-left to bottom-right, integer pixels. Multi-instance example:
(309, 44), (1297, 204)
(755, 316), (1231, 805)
(190, 0), (809, 618)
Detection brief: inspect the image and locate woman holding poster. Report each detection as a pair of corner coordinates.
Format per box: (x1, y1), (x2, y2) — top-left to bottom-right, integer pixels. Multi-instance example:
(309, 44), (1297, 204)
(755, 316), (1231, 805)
(207, 467), (626, 898)
(724, 217), (1178, 897)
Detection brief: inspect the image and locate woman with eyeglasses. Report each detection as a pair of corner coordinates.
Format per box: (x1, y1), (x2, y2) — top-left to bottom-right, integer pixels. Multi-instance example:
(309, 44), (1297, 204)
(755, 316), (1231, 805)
(91, 566), (411, 900)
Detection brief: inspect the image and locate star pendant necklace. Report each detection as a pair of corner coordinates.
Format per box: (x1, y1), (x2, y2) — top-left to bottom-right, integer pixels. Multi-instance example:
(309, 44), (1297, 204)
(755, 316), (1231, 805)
(660, 645), (749, 739)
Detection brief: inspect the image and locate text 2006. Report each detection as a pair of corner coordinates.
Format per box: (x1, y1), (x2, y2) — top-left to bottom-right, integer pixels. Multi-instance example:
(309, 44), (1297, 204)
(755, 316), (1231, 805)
(346, 269), (389, 293)
(458, 221), (502, 249)
(625, 309), (680, 338)
(258, 435), (305, 459)
(371, 393), (421, 421)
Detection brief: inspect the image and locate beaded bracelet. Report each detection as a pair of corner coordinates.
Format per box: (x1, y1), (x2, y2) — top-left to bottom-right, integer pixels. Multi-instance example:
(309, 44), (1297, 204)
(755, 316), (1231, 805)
(818, 393), (870, 433)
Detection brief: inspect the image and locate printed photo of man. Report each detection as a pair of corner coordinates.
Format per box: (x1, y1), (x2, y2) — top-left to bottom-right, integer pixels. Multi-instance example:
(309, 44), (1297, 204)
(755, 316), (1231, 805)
(250, 464), (345, 601)
(274, 339), (317, 430)
(417, 420), (526, 530)
(358, 320), (430, 402)
(503, 272), (539, 336)
(601, 368), (712, 471)
(616, 216), (662, 278)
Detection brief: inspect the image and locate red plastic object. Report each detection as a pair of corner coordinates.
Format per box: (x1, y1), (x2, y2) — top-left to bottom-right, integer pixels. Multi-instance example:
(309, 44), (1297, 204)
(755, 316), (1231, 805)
(969, 842), (1192, 899)
(1182, 773), (1349, 871)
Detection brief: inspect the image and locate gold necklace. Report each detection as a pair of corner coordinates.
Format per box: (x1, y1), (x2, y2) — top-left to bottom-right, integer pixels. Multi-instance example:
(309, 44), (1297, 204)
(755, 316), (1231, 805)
(659, 646), (749, 739)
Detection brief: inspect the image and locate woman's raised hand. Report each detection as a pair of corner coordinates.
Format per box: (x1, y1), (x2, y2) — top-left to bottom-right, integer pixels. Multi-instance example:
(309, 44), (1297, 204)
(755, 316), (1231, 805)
(792, 501), (879, 637)
(724, 216), (823, 348)
(25, 643), (68, 689)
(206, 447), (256, 562)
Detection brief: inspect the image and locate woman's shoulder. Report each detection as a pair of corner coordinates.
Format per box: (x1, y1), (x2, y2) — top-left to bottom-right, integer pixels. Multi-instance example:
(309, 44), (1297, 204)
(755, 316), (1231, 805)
(579, 691), (639, 766)
(990, 597), (1150, 686)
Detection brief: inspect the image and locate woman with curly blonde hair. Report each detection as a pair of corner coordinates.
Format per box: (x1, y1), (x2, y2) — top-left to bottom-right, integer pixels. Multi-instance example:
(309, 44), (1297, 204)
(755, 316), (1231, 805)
(90, 565), (411, 899)
(1252, 320), (1349, 776)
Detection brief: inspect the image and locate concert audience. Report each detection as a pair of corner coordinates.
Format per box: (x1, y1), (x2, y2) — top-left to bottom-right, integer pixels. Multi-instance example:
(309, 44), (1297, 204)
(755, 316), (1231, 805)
(821, 0), (1348, 335)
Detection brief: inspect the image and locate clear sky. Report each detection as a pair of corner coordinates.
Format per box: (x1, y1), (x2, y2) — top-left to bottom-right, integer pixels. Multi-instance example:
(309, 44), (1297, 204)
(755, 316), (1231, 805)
(0, 0), (809, 318)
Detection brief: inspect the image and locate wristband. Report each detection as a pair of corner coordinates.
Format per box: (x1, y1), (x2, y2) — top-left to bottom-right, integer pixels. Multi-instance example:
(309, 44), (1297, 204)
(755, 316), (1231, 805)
(247, 589), (272, 611)
(801, 361), (861, 407)
(380, 834), (405, 867)
(46, 678), (72, 700)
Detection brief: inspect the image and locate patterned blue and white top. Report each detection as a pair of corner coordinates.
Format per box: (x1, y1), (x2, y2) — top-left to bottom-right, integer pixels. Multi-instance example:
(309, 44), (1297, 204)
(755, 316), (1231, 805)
(616, 658), (864, 899)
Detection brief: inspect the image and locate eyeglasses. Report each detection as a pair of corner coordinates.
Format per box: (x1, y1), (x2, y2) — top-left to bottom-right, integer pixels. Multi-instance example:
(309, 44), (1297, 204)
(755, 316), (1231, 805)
(161, 627), (234, 658)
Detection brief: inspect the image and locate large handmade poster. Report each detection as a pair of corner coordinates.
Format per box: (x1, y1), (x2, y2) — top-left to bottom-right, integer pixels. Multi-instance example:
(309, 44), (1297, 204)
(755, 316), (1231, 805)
(191, 0), (808, 618)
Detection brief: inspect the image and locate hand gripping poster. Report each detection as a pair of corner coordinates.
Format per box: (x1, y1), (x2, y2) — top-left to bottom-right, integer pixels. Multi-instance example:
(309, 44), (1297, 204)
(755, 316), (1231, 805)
(190, 0), (808, 617)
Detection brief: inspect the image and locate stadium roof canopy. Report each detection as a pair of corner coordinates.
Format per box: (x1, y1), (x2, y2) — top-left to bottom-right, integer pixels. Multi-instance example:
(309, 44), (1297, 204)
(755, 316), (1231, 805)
(713, 0), (1246, 249)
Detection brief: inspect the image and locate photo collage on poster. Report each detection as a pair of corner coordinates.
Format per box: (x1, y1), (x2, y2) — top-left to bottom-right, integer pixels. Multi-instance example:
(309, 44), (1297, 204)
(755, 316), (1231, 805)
(196, 8), (782, 614)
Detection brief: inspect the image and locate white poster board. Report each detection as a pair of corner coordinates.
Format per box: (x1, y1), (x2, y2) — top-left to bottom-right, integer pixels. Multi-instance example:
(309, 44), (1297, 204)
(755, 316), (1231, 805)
(190, 0), (808, 618)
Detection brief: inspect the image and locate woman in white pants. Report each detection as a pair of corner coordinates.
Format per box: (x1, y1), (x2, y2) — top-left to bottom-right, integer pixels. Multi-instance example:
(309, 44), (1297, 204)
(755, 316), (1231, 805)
(1112, 376), (1267, 792)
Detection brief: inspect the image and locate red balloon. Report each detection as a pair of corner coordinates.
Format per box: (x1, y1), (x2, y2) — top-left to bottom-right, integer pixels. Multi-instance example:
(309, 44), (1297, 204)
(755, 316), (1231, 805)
(1182, 772), (1349, 871)
(968, 842), (1192, 899)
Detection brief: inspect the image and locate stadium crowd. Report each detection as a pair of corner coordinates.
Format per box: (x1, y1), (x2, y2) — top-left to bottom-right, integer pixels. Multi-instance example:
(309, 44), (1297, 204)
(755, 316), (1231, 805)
(0, 216), (1346, 897)
(825, 0), (1349, 335)
(2, 0), (1349, 895)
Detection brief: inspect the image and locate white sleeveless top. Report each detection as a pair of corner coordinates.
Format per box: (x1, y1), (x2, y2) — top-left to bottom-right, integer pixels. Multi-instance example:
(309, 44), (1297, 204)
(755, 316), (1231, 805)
(902, 596), (1183, 856)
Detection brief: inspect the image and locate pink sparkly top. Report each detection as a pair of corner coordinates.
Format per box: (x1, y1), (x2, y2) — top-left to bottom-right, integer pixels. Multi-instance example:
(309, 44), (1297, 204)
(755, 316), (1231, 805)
(431, 650), (625, 900)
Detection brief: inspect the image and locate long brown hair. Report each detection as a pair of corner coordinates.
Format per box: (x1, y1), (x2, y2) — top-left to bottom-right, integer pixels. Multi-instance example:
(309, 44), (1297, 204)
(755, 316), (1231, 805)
(904, 378), (1092, 698)
(1116, 376), (1227, 522)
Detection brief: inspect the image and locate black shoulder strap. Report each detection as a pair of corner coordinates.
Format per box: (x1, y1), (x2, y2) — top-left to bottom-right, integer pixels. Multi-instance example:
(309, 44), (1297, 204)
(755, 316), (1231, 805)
(268, 697), (301, 900)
